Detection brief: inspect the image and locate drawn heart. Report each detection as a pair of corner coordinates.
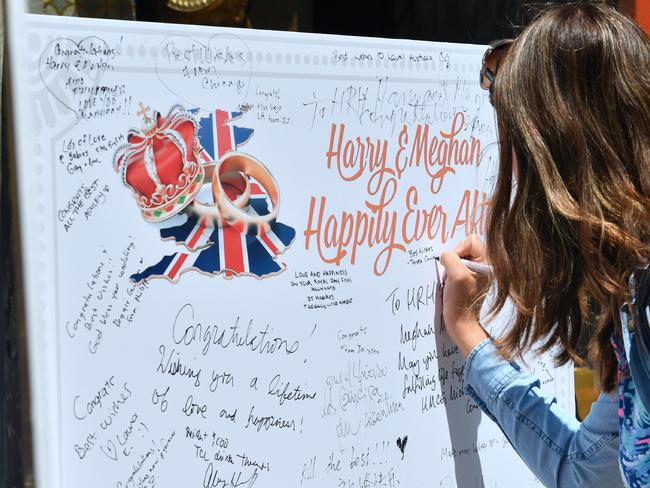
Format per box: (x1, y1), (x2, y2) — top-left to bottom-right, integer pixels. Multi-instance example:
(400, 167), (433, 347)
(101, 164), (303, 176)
(100, 439), (118, 461)
(38, 36), (111, 117)
(396, 435), (408, 460)
(156, 33), (253, 112)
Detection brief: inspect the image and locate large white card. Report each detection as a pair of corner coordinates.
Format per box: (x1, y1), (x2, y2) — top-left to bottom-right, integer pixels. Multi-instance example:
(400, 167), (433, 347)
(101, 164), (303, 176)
(7, 8), (573, 488)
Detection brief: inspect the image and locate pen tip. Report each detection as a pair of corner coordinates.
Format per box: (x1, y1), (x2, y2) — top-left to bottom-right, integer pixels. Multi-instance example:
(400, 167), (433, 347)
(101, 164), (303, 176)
(433, 256), (440, 261)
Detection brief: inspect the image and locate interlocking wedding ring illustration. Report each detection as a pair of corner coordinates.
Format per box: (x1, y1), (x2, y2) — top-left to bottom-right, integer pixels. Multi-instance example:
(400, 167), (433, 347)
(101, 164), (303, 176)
(213, 152), (280, 235)
(190, 162), (250, 222)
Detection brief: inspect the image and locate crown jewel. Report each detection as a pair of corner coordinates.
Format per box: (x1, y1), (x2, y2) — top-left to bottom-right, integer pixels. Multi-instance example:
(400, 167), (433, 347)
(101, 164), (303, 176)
(114, 104), (205, 222)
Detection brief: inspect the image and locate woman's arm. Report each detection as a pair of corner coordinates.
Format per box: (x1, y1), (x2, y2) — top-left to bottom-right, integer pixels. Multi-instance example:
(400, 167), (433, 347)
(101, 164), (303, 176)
(465, 338), (623, 487)
(439, 236), (623, 487)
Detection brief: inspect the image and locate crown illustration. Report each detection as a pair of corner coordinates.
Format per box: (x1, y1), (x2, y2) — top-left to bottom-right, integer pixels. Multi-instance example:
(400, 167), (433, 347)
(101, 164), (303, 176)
(114, 103), (205, 222)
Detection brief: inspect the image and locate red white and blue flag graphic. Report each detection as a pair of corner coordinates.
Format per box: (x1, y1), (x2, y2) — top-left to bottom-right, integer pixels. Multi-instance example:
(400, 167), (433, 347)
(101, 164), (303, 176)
(129, 108), (296, 283)
(194, 109), (254, 161)
(129, 212), (296, 282)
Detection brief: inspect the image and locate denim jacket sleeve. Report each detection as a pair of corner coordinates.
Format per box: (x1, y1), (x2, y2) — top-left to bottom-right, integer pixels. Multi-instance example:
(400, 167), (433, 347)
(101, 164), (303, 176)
(464, 339), (624, 488)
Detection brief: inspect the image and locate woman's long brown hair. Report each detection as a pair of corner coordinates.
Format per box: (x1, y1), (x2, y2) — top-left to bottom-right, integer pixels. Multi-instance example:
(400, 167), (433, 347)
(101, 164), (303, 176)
(487, 2), (650, 392)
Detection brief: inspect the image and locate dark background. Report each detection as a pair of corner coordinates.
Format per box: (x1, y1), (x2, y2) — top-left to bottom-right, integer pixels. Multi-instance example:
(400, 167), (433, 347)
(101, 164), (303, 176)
(306, 0), (534, 42)
(135, 0), (566, 43)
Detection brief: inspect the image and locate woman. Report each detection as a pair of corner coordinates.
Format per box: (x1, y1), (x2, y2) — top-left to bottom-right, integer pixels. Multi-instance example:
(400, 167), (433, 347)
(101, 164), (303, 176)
(439, 3), (650, 487)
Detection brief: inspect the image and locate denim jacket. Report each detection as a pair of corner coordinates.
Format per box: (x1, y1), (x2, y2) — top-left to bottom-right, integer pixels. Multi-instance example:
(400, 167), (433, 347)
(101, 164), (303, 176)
(463, 262), (650, 487)
(465, 314), (650, 487)
(465, 339), (624, 487)
(464, 265), (650, 487)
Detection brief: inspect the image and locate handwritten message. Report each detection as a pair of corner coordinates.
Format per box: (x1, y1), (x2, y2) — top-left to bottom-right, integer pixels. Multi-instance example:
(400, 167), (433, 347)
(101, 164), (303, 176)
(39, 36), (131, 120)
(157, 34), (252, 111)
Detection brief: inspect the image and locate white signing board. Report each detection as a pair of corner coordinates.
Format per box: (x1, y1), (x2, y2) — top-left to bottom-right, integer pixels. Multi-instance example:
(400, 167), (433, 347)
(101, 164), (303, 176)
(7, 7), (574, 488)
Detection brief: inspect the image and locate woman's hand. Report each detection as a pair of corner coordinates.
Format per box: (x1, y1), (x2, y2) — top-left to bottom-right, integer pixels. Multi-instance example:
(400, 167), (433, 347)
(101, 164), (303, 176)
(440, 235), (490, 357)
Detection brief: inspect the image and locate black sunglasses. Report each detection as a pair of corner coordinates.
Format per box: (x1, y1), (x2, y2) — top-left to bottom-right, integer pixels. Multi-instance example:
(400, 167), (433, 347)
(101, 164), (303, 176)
(480, 39), (514, 104)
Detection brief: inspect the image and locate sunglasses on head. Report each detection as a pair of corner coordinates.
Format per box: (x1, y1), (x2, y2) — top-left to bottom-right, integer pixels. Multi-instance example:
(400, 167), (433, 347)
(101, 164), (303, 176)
(480, 39), (514, 104)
